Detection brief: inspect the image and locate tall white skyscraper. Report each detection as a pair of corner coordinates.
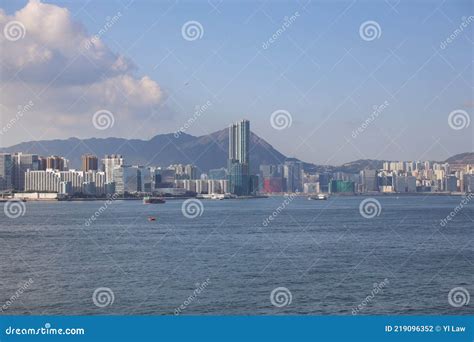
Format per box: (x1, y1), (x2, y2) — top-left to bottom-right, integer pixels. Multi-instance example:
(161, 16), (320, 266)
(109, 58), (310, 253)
(229, 119), (250, 165)
(103, 155), (124, 184)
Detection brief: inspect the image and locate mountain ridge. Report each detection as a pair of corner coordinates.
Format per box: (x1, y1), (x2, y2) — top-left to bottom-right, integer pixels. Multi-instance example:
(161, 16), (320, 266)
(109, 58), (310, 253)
(1, 131), (472, 173)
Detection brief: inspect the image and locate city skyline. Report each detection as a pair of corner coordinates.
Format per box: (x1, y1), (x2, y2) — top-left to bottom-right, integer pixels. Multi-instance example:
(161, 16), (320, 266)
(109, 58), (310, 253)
(0, 0), (472, 165)
(0, 122), (472, 167)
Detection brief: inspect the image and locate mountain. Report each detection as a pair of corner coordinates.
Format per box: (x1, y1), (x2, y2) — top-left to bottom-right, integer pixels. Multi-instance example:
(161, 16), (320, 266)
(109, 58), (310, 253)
(444, 152), (474, 165)
(0, 129), (288, 173)
(1, 130), (472, 173)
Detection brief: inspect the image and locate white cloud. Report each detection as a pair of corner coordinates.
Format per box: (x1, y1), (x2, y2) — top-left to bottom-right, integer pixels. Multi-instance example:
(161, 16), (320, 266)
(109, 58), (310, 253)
(0, 0), (165, 146)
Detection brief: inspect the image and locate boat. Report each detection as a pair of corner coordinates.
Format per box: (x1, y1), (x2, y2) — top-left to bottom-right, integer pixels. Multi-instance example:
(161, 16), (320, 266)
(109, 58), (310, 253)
(309, 194), (328, 200)
(148, 216), (157, 222)
(143, 196), (166, 204)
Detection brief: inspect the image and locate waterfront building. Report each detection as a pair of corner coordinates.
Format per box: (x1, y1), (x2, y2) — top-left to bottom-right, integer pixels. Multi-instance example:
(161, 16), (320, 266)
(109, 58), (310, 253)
(37, 156), (47, 170)
(24, 170), (61, 192)
(46, 155), (67, 171)
(209, 168), (227, 180)
(360, 169), (378, 192)
(329, 180), (355, 194)
(444, 175), (458, 192)
(303, 182), (320, 194)
(12, 153), (39, 191)
(103, 155), (124, 184)
(228, 119), (251, 196)
(0, 153), (13, 191)
(113, 165), (141, 194)
(82, 154), (98, 172)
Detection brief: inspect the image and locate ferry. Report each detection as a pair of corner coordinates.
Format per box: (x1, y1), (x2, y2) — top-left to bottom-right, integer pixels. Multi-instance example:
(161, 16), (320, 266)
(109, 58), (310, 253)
(143, 196), (166, 204)
(308, 194), (328, 201)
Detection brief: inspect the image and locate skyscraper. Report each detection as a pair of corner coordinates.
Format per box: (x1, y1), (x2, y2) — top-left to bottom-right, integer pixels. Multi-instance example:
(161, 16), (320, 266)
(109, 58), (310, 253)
(82, 154), (98, 172)
(46, 155), (67, 171)
(103, 155), (124, 184)
(0, 153), (13, 191)
(229, 119), (250, 165)
(228, 119), (251, 196)
(12, 153), (39, 191)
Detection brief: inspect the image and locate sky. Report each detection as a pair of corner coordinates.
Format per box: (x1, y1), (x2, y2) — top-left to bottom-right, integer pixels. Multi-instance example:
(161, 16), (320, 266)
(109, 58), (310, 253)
(0, 0), (472, 165)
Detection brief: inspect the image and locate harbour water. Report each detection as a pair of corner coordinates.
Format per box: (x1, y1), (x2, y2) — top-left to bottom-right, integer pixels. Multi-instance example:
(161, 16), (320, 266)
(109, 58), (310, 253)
(0, 195), (472, 315)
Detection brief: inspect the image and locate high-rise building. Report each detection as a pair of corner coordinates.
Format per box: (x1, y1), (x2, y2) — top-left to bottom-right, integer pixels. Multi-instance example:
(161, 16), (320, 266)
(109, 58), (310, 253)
(103, 155), (124, 184)
(0, 153), (13, 191)
(12, 153), (39, 191)
(82, 154), (98, 172)
(360, 169), (378, 192)
(208, 168), (227, 180)
(113, 165), (140, 194)
(228, 119), (251, 196)
(46, 155), (67, 171)
(283, 161), (303, 192)
(229, 119), (250, 165)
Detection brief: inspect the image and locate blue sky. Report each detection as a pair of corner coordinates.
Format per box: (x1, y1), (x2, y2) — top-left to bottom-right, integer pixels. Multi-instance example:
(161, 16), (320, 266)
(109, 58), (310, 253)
(0, 0), (472, 164)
